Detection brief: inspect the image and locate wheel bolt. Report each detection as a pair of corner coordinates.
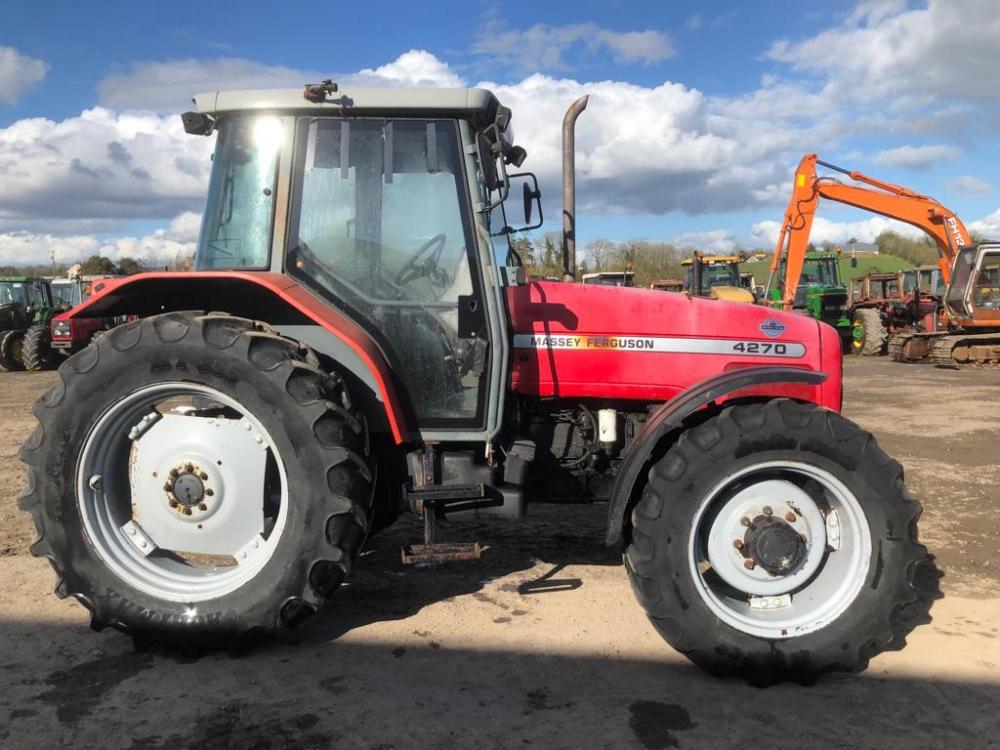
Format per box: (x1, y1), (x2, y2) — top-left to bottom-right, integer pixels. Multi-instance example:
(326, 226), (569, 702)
(185, 463), (194, 472)
(744, 559), (756, 570)
(169, 469), (179, 478)
(785, 512), (797, 523)
(732, 539), (744, 550)
(206, 489), (214, 497)
(163, 483), (172, 492)
(169, 500), (178, 508)
(198, 503), (208, 512)
(199, 471), (208, 481)
(740, 517), (751, 527)
(762, 506), (773, 516)
(183, 507), (193, 516)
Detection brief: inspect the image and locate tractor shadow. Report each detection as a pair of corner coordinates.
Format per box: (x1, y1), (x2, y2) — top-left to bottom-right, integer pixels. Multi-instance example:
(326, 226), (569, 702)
(301, 502), (620, 642)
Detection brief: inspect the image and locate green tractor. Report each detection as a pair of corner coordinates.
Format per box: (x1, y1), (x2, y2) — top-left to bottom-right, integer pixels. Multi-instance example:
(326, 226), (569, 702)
(0, 277), (57, 372)
(765, 252), (853, 349)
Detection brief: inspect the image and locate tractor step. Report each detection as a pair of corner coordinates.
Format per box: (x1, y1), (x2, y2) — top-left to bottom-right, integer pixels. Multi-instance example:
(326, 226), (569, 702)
(401, 542), (482, 565)
(401, 484), (494, 565)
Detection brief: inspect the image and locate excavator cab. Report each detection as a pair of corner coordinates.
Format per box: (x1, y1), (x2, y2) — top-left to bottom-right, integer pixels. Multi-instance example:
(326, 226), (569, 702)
(946, 244), (1000, 320)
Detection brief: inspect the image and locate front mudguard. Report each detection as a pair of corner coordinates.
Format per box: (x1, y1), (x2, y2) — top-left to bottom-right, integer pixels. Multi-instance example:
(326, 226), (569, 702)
(605, 366), (827, 547)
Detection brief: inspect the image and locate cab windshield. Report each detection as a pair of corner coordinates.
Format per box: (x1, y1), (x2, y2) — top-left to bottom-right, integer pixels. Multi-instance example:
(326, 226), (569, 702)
(0, 282), (25, 307)
(195, 117), (281, 269)
(686, 264), (738, 294)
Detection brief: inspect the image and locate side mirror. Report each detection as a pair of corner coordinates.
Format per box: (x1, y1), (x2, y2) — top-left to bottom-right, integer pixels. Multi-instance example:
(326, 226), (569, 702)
(492, 172), (542, 237)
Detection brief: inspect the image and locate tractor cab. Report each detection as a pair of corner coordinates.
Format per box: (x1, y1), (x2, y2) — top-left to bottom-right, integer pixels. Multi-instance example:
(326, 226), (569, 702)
(681, 254), (754, 303)
(187, 87), (539, 437)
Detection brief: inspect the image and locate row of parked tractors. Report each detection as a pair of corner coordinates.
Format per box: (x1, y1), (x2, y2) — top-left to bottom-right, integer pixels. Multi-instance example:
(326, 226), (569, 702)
(0, 275), (114, 371)
(586, 250), (942, 359)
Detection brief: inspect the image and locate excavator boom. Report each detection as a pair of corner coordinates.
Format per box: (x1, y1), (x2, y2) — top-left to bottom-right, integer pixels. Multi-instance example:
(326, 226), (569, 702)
(769, 153), (971, 307)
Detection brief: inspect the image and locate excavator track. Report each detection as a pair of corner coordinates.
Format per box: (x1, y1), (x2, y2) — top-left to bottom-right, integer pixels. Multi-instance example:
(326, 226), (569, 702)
(929, 334), (1000, 366)
(887, 333), (914, 362)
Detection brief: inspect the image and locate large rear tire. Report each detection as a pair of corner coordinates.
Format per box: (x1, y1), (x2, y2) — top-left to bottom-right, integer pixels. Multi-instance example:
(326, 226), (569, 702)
(625, 399), (924, 682)
(852, 308), (888, 356)
(0, 329), (25, 371)
(22, 324), (53, 371)
(19, 312), (373, 650)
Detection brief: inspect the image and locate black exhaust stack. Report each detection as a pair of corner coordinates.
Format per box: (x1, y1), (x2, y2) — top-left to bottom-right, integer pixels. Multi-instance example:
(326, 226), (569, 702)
(562, 96), (589, 282)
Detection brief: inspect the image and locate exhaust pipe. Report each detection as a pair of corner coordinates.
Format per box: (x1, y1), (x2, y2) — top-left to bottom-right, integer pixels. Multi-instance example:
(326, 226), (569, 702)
(562, 95), (589, 282)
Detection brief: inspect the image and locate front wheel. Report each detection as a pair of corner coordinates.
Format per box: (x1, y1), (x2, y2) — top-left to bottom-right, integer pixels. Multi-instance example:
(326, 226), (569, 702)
(625, 399), (924, 682)
(19, 313), (373, 649)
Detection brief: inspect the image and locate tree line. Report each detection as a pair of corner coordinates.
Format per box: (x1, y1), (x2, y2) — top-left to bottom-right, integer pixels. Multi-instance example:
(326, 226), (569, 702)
(0, 255), (148, 278)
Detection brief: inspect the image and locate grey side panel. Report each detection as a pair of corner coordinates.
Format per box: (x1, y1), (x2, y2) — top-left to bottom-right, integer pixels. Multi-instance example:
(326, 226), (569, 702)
(274, 324), (382, 399)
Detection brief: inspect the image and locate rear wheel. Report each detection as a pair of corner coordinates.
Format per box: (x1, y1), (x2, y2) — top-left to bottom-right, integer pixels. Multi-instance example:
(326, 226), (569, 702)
(852, 308), (887, 356)
(625, 399), (924, 682)
(0, 329), (25, 371)
(22, 324), (53, 371)
(19, 312), (372, 649)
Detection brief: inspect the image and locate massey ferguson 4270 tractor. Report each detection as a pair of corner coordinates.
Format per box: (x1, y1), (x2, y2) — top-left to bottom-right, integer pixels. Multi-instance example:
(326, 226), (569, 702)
(20, 84), (925, 681)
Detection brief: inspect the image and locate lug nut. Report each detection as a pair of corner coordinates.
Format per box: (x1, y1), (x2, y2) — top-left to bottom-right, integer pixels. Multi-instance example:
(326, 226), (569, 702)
(206, 489), (214, 497)
(744, 559), (756, 570)
(169, 469), (179, 478)
(785, 512), (797, 523)
(185, 463), (195, 473)
(732, 539), (744, 550)
(762, 506), (773, 516)
(183, 507), (193, 516)
(169, 500), (178, 508)
(740, 517), (751, 527)
(198, 503), (208, 511)
(199, 471), (208, 481)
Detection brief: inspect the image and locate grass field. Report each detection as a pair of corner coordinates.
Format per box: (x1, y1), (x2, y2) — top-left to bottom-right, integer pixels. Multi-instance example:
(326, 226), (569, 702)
(740, 253), (911, 286)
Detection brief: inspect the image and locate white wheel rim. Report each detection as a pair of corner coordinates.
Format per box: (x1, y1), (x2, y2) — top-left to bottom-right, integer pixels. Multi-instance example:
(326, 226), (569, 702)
(77, 382), (289, 603)
(687, 460), (872, 639)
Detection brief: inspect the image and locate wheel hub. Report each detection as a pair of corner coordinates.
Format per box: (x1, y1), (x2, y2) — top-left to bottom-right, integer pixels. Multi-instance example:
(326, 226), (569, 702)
(744, 515), (806, 575)
(170, 469), (205, 506)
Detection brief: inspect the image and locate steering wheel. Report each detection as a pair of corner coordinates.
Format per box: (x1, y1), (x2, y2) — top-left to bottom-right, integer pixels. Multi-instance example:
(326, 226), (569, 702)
(395, 234), (447, 286)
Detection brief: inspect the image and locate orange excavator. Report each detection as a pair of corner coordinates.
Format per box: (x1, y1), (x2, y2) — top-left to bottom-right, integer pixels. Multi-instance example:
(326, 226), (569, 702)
(768, 153), (1000, 365)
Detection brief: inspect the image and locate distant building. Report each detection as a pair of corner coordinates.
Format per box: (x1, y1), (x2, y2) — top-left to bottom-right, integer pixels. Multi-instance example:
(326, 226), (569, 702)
(841, 241), (879, 255)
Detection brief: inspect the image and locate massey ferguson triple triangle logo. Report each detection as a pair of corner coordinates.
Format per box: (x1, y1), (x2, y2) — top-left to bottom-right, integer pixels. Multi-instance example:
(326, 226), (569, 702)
(759, 319), (787, 338)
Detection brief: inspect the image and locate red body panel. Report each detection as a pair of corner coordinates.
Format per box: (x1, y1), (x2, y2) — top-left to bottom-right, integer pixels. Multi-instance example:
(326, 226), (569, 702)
(507, 282), (841, 412)
(59, 272), (409, 443)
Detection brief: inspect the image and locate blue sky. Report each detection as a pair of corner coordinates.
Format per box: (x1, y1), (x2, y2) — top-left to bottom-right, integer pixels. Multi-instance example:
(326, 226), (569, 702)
(1, 0), (998, 264)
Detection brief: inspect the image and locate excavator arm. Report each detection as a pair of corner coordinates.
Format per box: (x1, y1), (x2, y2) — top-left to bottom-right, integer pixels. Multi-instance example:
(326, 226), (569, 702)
(769, 153), (971, 308)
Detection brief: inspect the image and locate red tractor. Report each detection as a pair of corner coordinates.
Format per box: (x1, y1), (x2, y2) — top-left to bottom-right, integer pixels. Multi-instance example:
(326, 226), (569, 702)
(19, 83), (924, 681)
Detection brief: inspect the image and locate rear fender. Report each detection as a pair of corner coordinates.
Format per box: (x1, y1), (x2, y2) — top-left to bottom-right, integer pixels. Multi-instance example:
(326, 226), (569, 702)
(605, 366), (827, 547)
(62, 272), (409, 443)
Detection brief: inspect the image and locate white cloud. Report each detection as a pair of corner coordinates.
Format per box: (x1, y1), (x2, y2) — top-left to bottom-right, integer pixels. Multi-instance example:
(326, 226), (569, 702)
(0, 211), (200, 267)
(767, 0), (1000, 108)
(480, 73), (803, 215)
(358, 50), (464, 87)
(751, 215), (924, 249)
(0, 107), (213, 231)
(948, 175), (992, 198)
(0, 46), (49, 105)
(873, 144), (958, 170)
(472, 23), (675, 71)
(969, 207), (1000, 239)
(675, 230), (737, 253)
